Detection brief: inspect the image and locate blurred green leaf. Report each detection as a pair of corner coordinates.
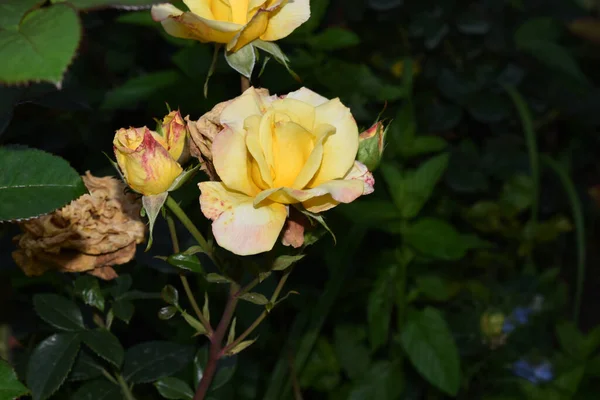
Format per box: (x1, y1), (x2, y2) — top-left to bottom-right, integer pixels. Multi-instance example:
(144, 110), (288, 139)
(514, 17), (561, 43)
(272, 254), (305, 271)
(381, 153), (449, 219)
(300, 338), (340, 391)
(307, 28), (360, 51)
(167, 253), (204, 274)
(333, 325), (370, 379)
(0, 147), (86, 222)
(112, 300), (134, 324)
(33, 294), (84, 332)
(399, 307), (460, 396)
(69, 351), (104, 382)
(123, 341), (194, 383)
(71, 379), (121, 400)
(0, 360), (29, 399)
(0, 4), (81, 84)
(415, 275), (451, 301)
(26, 333), (81, 400)
(367, 266), (396, 351)
(143, 192), (168, 251)
(347, 361), (403, 400)
(101, 70), (181, 110)
(403, 218), (488, 260)
(82, 329), (124, 367)
(154, 377), (194, 400)
(518, 40), (588, 85)
(74, 276), (105, 312)
(225, 45), (255, 79)
(158, 306), (178, 321)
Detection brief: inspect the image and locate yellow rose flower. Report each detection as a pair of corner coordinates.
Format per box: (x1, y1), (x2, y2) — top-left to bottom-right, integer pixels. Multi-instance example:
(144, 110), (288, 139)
(113, 127), (183, 196)
(151, 0), (311, 52)
(199, 87), (375, 255)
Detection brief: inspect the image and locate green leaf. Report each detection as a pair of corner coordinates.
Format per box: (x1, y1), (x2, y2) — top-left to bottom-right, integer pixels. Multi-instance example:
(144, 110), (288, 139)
(71, 379), (121, 400)
(403, 218), (488, 260)
(68, 351), (104, 382)
(556, 321), (586, 359)
(26, 333), (81, 400)
(158, 306), (178, 321)
(225, 339), (256, 355)
(367, 266), (396, 351)
(517, 40), (588, 85)
(307, 27), (360, 51)
(0, 4), (81, 84)
(181, 311), (207, 335)
(400, 136), (448, 158)
(381, 153), (449, 219)
(253, 40), (298, 80)
(202, 293), (210, 324)
(514, 17), (561, 44)
(239, 292), (269, 305)
(142, 192), (168, 251)
(399, 307), (460, 396)
(347, 361), (403, 400)
(123, 341), (194, 384)
(167, 253), (204, 274)
(112, 300), (134, 323)
(415, 275), (451, 301)
(194, 346), (237, 390)
(299, 338), (340, 392)
(0, 147), (86, 222)
(161, 285), (179, 306)
(205, 273), (231, 284)
(101, 70), (181, 110)
(109, 274), (132, 298)
(154, 377), (194, 400)
(0, 1), (45, 28)
(0, 360), (29, 400)
(225, 45), (255, 79)
(33, 294), (84, 331)
(82, 329), (124, 367)
(333, 325), (370, 380)
(52, 0), (164, 10)
(272, 254), (305, 271)
(74, 276), (105, 311)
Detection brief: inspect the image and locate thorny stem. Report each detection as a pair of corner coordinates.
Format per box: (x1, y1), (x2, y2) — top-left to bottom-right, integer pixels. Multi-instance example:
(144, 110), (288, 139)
(116, 373), (136, 400)
(166, 214), (213, 335)
(223, 267), (293, 354)
(193, 283), (240, 400)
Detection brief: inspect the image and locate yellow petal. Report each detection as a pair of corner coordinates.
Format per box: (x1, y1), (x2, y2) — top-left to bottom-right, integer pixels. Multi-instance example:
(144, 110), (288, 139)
(183, 0), (214, 19)
(272, 121), (314, 187)
(212, 126), (258, 196)
(220, 86), (264, 131)
(286, 87), (329, 107)
(260, 0), (310, 41)
(157, 11), (242, 44)
(199, 182), (287, 255)
(308, 98), (359, 186)
(245, 115), (273, 187)
(227, 8), (269, 52)
(270, 97), (315, 131)
(229, 0), (250, 24)
(208, 0), (232, 21)
(152, 3), (184, 20)
(291, 123), (335, 189)
(113, 127), (182, 196)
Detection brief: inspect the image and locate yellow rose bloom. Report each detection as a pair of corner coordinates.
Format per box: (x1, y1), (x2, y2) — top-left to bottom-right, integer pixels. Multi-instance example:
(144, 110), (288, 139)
(113, 127), (183, 196)
(199, 87), (375, 256)
(161, 110), (189, 163)
(151, 0), (311, 52)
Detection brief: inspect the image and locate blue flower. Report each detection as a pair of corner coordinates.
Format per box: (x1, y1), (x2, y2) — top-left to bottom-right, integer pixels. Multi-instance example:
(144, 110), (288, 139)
(512, 359), (553, 384)
(512, 306), (531, 325)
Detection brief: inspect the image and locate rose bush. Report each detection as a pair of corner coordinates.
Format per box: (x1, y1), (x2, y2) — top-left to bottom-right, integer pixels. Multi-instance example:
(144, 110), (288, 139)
(151, 0), (310, 52)
(198, 87), (374, 255)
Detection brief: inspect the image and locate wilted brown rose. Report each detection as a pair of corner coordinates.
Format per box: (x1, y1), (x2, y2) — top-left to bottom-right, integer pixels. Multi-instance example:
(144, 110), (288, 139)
(12, 172), (146, 280)
(186, 88), (271, 180)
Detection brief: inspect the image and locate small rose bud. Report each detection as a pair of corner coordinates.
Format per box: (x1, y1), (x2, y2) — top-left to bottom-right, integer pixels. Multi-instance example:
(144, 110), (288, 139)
(113, 127), (183, 196)
(480, 311), (505, 338)
(161, 110), (189, 164)
(357, 121), (386, 171)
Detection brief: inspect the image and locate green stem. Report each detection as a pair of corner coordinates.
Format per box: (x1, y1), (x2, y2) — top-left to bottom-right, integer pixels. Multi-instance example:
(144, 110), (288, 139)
(223, 268), (292, 354)
(542, 156), (586, 323)
(100, 368), (118, 385)
(166, 214), (213, 335)
(116, 373), (136, 400)
(165, 196), (211, 256)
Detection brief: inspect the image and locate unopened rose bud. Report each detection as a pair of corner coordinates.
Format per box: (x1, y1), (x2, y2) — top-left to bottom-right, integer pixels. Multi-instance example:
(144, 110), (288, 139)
(161, 110), (189, 163)
(113, 127), (183, 196)
(357, 121), (386, 171)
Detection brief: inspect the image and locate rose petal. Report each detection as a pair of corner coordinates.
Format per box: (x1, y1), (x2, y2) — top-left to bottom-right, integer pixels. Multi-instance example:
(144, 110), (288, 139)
(182, 0), (215, 19)
(270, 97), (316, 130)
(309, 98), (359, 186)
(291, 123), (335, 189)
(228, 9), (269, 51)
(155, 9), (242, 44)
(272, 121), (314, 187)
(212, 126), (258, 196)
(260, 0), (310, 41)
(286, 87), (329, 107)
(245, 115), (274, 188)
(220, 87), (265, 131)
(199, 182), (287, 255)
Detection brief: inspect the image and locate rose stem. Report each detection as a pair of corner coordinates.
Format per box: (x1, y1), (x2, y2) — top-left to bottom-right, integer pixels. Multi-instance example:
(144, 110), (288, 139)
(222, 267), (293, 355)
(116, 373), (136, 400)
(165, 196), (211, 257)
(193, 283), (240, 400)
(166, 213), (213, 335)
(241, 76), (250, 92)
